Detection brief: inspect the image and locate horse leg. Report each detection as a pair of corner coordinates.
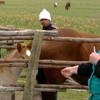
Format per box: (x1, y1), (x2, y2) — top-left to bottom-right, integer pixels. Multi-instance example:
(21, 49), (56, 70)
(36, 69), (57, 100)
(42, 92), (57, 100)
(11, 92), (15, 100)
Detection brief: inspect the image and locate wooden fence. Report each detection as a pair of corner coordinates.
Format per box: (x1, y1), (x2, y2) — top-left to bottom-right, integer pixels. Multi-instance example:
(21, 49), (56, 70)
(0, 29), (100, 100)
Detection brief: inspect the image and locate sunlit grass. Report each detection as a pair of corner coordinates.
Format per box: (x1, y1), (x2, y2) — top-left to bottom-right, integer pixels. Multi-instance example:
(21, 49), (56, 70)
(58, 90), (90, 100)
(0, 0), (100, 34)
(1, 14), (100, 34)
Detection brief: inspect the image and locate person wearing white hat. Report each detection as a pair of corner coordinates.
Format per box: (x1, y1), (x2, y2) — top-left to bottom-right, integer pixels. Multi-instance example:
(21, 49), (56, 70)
(37, 9), (58, 100)
(39, 9), (58, 30)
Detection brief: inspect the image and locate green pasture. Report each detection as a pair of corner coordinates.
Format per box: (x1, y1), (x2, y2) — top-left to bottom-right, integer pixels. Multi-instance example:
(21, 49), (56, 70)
(0, 0), (100, 34)
(1, 0), (100, 99)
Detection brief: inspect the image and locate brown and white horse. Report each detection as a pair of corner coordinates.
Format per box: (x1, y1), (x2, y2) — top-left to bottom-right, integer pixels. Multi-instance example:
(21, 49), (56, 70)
(0, 43), (42, 100)
(20, 28), (100, 100)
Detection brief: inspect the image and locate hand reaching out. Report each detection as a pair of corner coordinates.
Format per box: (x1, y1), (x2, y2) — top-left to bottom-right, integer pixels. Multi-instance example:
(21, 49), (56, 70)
(61, 65), (79, 79)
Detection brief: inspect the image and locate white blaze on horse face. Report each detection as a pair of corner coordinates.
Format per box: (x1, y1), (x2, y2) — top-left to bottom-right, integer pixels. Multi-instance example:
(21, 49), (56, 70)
(26, 49), (31, 57)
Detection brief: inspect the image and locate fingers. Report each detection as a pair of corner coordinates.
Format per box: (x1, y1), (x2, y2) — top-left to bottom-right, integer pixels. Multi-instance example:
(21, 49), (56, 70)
(61, 65), (78, 79)
(89, 52), (100, 65)
(61, 67), (67, 76)
(61, 67), (73, 78)
(61, 67), (69, 78)
(61, 67), (67, 73)
(63, 73), (70, 79)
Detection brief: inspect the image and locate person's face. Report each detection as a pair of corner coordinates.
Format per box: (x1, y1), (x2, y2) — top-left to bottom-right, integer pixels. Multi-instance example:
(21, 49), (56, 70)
(40, 19), (50, 27)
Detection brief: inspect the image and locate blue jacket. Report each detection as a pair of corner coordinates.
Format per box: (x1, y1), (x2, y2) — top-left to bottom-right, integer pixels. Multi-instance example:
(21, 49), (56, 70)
(88, 65), (100, 100)
(78, 51), (100, 100)
(43, 24), (58, 30)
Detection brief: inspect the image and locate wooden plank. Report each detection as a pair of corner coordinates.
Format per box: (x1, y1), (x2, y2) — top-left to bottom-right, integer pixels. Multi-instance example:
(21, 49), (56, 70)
(0, 30), (57, 36)
(0, 45), (16, 49)
(0, 36), (100, 43)
(0, 36), (33, 40)
(8, 84), (88, 91)
(0, 62), (88, 68)
(34, 88), (66, 92)
(0, 59), (88, 64)
(0, 40), (24, 45)
(0, 86), (23, 92)
(0, 86), (65, 92)
(38, 60), (88, 65)
(0, 63), (27, 67)
(0, 86), (87, 92)
(0, 59), (88, 68)
(35, 84), (88, 90)
(23, 32), (44, 100)
(44, 36), (100, 43)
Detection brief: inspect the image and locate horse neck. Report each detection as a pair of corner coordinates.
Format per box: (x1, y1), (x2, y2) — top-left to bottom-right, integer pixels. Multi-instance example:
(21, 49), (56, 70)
(0, 49), (23, 86)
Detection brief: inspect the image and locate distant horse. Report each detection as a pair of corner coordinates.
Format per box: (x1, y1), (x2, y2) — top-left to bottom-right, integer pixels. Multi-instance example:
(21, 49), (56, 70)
(0, 43), (41, 100)
(54, 2), (58, 8)
(0, 1), (5, 5)
(65, 2), (70, 10)
(20, 28), (100, 100)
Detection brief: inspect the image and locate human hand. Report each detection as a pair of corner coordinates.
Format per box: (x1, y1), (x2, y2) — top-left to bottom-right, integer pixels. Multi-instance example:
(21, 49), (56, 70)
(61, 65), (78, 79)
(89, 52), (100, 65)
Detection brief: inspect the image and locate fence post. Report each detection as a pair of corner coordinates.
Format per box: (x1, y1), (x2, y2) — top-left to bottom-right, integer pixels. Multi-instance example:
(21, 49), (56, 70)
(23, 32), (44, 100)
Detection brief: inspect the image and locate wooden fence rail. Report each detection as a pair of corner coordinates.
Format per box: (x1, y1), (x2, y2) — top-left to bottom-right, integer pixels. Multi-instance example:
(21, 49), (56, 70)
(0, 40), (24, 45)
(0, 59), (88, 64)
(0, 59), (88, 68)
(0, 86), (23, 92)
(0, 30), (57, 36)
(0, 63), (82, 68)
(0, 84), (88, 92)
(0, 45), (16, 49)
(0, 36), (100, 43)
(36, 84), (88, 90)
(45, 36), (100, 43)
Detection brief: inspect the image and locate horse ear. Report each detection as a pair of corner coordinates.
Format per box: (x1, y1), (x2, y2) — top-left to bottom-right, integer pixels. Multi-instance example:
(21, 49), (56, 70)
(17, 43), (22, 52)
(27, 41), (32, 50)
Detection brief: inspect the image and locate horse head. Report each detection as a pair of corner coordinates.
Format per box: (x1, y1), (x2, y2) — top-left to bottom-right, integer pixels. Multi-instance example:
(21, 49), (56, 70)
(17, 42), (32, 59)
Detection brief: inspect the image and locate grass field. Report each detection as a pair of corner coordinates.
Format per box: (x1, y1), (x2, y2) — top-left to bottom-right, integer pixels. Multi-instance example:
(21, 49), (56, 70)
(0, 0), (100, 34)
(0, 0), (100, 99)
